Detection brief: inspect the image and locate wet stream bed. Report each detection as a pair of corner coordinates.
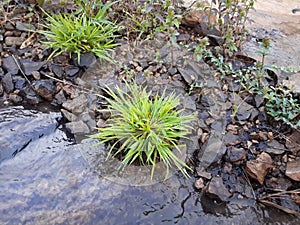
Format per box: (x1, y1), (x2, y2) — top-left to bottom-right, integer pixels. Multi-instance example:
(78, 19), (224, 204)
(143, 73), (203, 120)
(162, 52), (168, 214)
(0, 106), (299, 224)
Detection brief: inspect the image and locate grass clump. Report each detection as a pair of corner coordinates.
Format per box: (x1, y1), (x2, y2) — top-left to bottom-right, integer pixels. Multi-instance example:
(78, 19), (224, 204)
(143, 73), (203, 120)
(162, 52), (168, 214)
(92, 82), (195, 179)
(39, 1), (119, 62)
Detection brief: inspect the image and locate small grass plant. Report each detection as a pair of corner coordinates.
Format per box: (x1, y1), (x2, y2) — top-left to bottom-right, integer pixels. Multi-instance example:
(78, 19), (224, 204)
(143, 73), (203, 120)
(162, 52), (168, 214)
(92, 82), (195, 179)
(39, 1), (119, 62)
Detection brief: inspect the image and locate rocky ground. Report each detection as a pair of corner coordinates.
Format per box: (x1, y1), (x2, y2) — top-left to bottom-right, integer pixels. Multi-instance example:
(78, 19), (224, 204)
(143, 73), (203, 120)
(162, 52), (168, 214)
(0, 0), (299, 217)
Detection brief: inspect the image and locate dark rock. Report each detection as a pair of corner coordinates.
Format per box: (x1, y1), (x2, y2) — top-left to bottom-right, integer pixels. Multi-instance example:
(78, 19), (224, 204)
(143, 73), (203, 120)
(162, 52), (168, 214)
(2, 73), (14, 93)
(0, 83), (3, 96)
(168, 67), (177, 75)
(8, 94), (23, 103)
(264, 140), (286, 155)
(5, 22), (14, 30)
(33, 80), (56, 101)
(198, 131), (226, 168)
(25, 94), (41, 105)
(254, 94), (265, 108)
(178, 67), (196, 85)
(285, 160), (300, 181)
(61, 109), (78, 122)
(80, 112), (96, 130)
(205, 177), (231, 202)
(51, 64), (65, 78)
(54, 89), (67, 105)
(224, 132), (241, 146)
(138, 59), (148, 69)
(236, 101), (254, 121)
(177, 33), (190, 42)
(246, 152), (273, 185)
(65, 65), (80, 77)
(14, 77), (26, 90)
(198, 111), (210, 119)
(62, 94), (88, 114)
(15, 21), (35, 32)
(2, 56), (19, 75)
(226, 147), (246, 163)
(0, 67), (4, 77)
(65, 121), (90, 134)
(265, 177), (292, 190)
(5, 36), (25, 46)
(20, 59), (46, 75)
(77, 52), (97, 68)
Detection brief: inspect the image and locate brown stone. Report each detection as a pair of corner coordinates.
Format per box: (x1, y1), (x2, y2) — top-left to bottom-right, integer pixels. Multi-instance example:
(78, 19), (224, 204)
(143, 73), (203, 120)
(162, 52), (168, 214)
(285, 130), (300, 153)
(246, 152), (273, 185)
(285, 160), (300, 181)
(5, 36), (25, 46)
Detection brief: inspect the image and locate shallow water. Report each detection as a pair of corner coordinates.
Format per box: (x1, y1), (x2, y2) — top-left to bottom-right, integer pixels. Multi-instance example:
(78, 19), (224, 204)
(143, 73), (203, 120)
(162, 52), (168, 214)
(0, 106), (299, 224)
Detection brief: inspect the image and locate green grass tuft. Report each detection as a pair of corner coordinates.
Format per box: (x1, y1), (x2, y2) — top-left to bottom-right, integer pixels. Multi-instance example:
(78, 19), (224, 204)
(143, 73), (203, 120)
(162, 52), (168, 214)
(92, 82), (195, 179)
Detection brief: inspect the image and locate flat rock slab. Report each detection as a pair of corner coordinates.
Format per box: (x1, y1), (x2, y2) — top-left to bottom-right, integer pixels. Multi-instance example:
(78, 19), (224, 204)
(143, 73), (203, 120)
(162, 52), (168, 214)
(285, 160), (300, 181)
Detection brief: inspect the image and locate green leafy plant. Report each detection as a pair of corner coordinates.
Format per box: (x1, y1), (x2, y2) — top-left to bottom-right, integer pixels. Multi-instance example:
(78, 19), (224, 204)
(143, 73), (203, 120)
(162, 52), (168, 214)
(39, 2), (119, 62)
(92, 82), (195, 179)
(263, 86), (300, 129)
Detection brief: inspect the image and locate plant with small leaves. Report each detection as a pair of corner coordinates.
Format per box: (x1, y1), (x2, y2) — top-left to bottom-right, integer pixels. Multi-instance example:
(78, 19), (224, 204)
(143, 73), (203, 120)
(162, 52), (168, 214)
(262, 86), (300, 129)
(91, 81), (195, 179)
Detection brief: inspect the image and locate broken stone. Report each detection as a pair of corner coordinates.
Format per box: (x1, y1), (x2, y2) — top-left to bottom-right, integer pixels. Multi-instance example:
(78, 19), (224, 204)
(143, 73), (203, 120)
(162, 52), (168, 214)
(196, 170), (212, 180)
(20, 59), (45, 75)
(32, 71), (40, 80)
(265, 177), (292, 190)
(65, 65), (80, 77)
(236, 101), (254, 121)
(65, 120), (90, 134)
(54, 89), (67, 105)
(0, 83), (3, 96)
(194, 178), (205, 190)
(285, 130), (300, 153)
(224, 132), (241, 146)
(254, 94), (265, 108)
(226, 124), (239, 134)
(5, 36), (25, 46)
(285, 160), (300, 181)
(61, 109), (78, 122)
(62, 94), (88, 114)
(182, 10), (217, 26)
(33, 80), (56, 101)
(264, 140), (286, 155)
(51, 64), (65, 78)
(15, 21), (36, 32)
(226, 147), (246, 163)
(8, 94), (23, 103)
(249, 131), (267, 141)
(2, 73), (14, 93)
(177, 33), (190, 42)
(77, 52), (97, 68)
(2, 56), (19, 75)
(246, 152), (273, 185)
(205, 177), (231, 202)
